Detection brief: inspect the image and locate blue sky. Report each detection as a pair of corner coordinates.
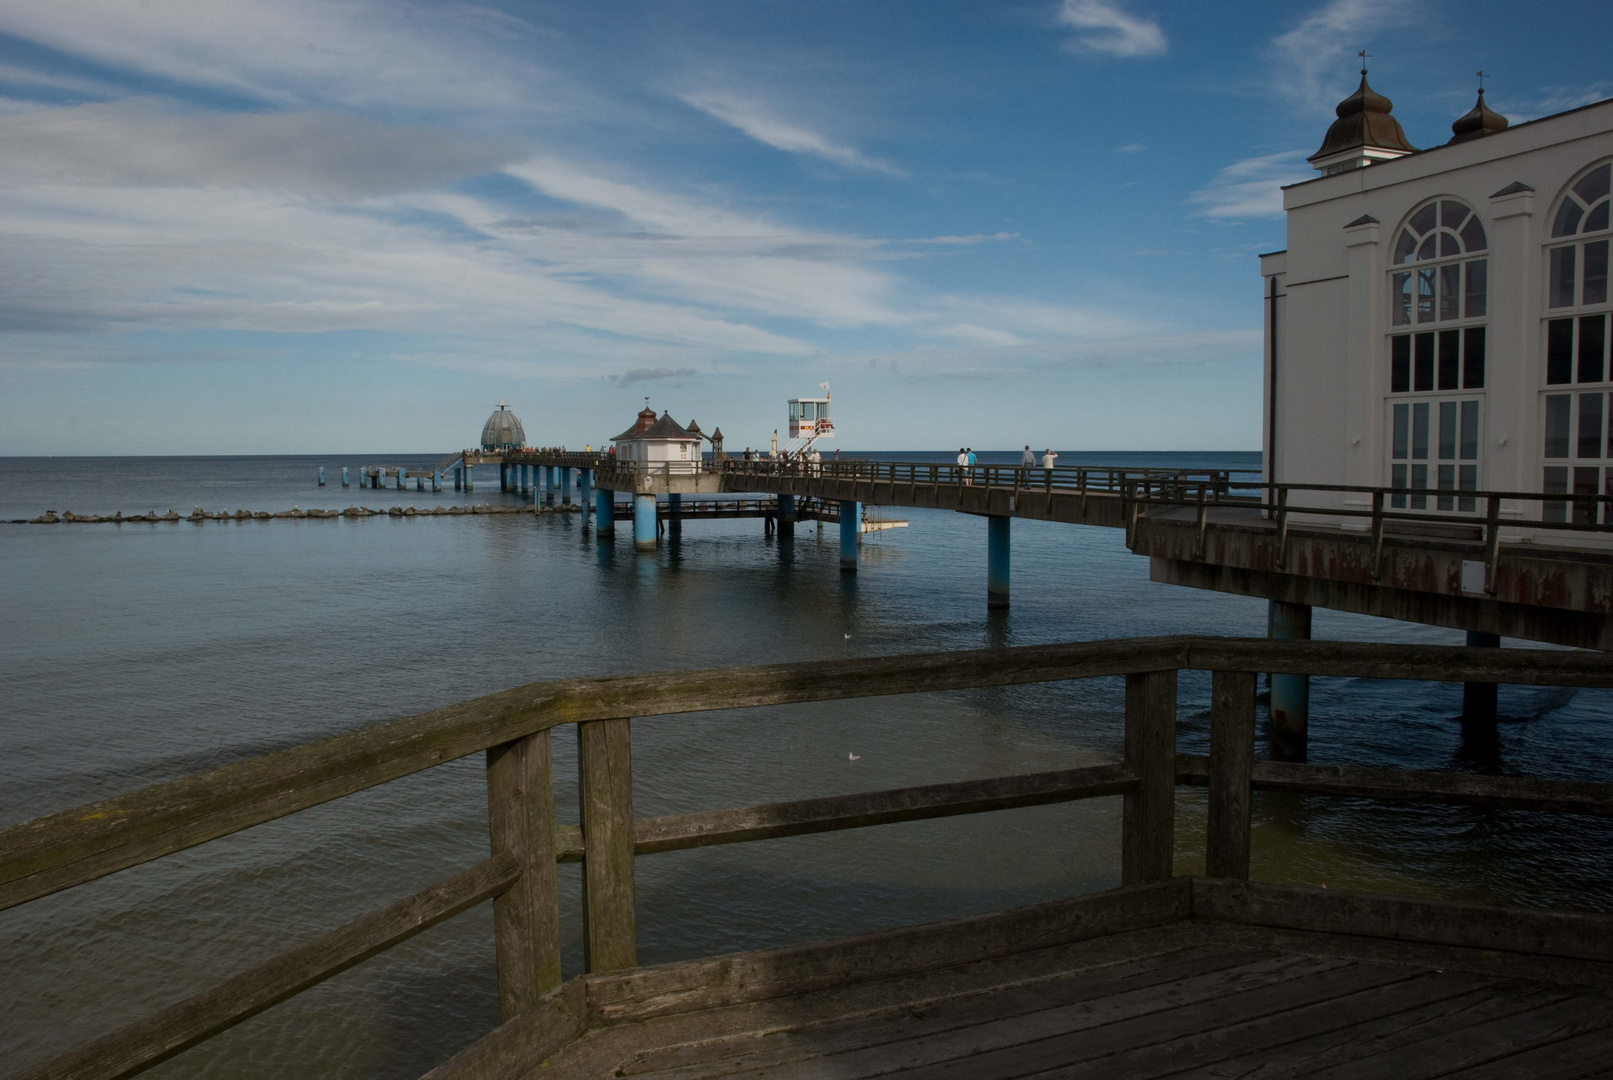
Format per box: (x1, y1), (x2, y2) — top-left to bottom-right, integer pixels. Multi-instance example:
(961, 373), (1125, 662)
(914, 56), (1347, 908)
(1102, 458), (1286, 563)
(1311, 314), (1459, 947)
(0, 0), (1609, 454)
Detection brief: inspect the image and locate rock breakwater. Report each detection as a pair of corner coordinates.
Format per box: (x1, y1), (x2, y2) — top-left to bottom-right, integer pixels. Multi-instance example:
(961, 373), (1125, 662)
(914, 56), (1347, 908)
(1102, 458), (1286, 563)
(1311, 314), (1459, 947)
(15, 504), (584, 525)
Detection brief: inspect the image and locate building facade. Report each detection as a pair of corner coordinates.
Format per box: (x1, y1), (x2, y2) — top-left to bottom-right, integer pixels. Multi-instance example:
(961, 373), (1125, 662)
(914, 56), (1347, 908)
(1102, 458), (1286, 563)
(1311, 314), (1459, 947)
(1264, 79), (1613, 543)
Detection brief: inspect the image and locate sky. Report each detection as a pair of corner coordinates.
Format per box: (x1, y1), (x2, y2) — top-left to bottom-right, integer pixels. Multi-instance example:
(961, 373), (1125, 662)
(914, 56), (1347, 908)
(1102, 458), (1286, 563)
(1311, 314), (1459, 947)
(0, 0), (1609, 455)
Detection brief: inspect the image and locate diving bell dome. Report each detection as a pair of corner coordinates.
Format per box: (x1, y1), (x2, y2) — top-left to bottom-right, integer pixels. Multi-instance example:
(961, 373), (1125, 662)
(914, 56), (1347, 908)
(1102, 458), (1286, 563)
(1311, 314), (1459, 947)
(481, 399), (527, 450)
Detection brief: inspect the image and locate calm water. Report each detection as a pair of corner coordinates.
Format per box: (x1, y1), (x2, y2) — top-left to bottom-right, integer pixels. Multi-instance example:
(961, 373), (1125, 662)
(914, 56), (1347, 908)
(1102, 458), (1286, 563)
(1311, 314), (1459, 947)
(2, 452), (1609, 1079)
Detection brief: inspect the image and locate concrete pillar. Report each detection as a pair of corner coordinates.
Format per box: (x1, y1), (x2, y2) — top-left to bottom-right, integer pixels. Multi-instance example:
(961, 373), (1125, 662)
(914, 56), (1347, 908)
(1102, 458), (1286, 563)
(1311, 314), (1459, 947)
(1463, 631), (1501, 726)
(562, 467), (573, 505)
(1268, 600), (1311, 761)
(839, 500), (860, 572)
(596, 488), (615, 533)
(987, 514), (1010, 608)
(668, 492), (682, 536)
(342, 466), (349, 487)
(777, 492), (795, 539)
(432, 470), (442, 492)
(579, 469), (593, 516)
(546, 466), (557, 506)
(465, 465), (474, 491)
(416, 475), (424, 490)
(633, 494), (657, 550)
(397, 469), (407, 490)
(318, 466), (325, 487)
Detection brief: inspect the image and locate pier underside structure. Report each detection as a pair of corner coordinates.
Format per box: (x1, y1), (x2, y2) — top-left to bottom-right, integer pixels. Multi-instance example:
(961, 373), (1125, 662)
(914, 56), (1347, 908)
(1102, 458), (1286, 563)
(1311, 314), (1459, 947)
(5, 637), (1612, 1080)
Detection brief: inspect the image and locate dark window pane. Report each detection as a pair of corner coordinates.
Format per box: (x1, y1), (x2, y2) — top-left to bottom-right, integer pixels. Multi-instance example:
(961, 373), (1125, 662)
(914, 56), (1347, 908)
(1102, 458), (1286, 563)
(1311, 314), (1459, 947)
(1391, 464), (1407, 507)
(1414, 332), (1434, 390)
(1459, 465), (1477, 513)
(1550, 246), (1576, 307)
(1463, 326), (1486, 388)
(1581, 394), (1606, 458)
(1574, 467), (1601, 525)
(1460, 400), (1479, 460)
(1464, 259), (1487, 318)
(1439, 263), (1460, 320)
(1548, 319), (1575, 384)
(1441, 201), (1467, 230)
(1394, 228), (1417, 264)
(1584, 239), (1609, 307)
(1391, 335), (1411, 392)
(1418, 234), (1437, 260)
(1412, 402), (1429, 459)
(1460, 216), (1486, 253)
(1440, 232), (1459, 258)
(1417, 269), (1436, 322)
(1588, 202), (1610, 233)
(1581, 315), (1607, 383)
(1554, 199), (1585, 238)
(1411, 463), (1427, 509)
(1437, 464), (1455, 511)
(1574, 164), (1611, 205)
(1545, 394), (1571, 458)
(1439, 401), (1457, 459)
(1410, 203), (1437, 235)
(1392, 271), (1411, 325)
(1544, 466), (1568, 523)
(1393, 402), (1409, 458)
(1438, 329), (1460, 389)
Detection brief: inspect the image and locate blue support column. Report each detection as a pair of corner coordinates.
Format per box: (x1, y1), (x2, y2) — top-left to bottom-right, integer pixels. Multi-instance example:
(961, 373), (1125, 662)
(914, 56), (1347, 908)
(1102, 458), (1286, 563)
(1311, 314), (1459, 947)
(546, 466), (556, 506)
(633, 494), (657, 550)
(318, 466), (326, 487)
(579, 469), (593, 517)
(1268, 600), (1312, 761)
(839, 500), (860, 572)
(562, 467), (573, 505)
(432, 470), (441, 492)
(397, 469), (407, 490)
(465, 465), (474, 491)
(777, 493), (795, 539)
(596, 487), (615, 533)
(454, 466), (462, 491)
(342, 466), (350, 487)
(987, 514), (1010, 609)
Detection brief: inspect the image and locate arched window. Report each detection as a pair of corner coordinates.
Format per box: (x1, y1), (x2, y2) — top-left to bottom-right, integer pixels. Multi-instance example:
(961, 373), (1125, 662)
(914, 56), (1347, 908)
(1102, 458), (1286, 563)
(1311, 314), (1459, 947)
(1387, 199), (1487, 512)
(1542, 162), (1613, 523)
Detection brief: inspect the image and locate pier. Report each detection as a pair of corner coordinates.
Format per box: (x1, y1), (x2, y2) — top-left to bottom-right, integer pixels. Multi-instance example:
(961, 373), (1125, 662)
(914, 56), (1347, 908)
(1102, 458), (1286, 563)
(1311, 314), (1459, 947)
(6, 636), (1612, 1080)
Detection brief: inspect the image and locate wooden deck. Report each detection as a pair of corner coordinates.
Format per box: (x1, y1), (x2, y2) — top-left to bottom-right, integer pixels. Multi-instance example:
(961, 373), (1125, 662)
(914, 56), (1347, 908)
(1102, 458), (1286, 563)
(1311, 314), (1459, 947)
(430, 880), (1613, 1080)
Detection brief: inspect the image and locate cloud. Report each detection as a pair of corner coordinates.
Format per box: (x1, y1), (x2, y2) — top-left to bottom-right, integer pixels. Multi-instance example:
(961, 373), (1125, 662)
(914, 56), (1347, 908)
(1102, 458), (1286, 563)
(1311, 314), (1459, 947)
(1187, 150), (1312, 220)
(1114, 142), (1146, 154)
(1269, 0), (1404, 114)
(1510, 82), (1613, 122)
(1055, 0), (1167, 59)
(607, 367), (701, 386)
(905, 232), (1023, 246)
(941, 324), (1031, 347)
(679, 91), (903, 176)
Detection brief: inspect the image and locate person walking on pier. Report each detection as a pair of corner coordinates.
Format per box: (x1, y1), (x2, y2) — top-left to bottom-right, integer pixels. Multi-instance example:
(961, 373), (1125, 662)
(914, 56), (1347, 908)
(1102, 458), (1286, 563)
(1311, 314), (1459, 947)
(1022, 445), (1036, 468)
(957, 448), (970, 485)
(966, 447), (977, 485)
(1041, 448), (1058, 474)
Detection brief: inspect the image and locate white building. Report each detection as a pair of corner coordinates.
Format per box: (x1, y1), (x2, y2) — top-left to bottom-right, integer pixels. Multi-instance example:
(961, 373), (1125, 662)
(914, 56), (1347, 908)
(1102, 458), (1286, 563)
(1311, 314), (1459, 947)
(610, 407), (702, 469)
(1264, 72), (1613, 538)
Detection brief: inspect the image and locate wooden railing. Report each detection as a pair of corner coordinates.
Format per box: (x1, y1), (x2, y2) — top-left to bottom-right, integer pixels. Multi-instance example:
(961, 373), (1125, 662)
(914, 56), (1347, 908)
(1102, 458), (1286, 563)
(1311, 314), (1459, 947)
(719, 457), (1240, 498)
(6, 637), (1613, 1080)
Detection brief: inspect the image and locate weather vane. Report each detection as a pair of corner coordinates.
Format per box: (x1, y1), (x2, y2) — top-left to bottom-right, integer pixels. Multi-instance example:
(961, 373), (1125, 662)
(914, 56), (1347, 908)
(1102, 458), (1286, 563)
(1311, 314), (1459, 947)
(1358, 49), (1371, 74)
(1476, 70), (1487, 92)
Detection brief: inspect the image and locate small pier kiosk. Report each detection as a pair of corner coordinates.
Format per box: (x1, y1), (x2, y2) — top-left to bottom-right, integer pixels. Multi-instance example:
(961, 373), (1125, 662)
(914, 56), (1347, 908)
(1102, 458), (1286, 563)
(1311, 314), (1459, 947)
(786, 388), (833, 454)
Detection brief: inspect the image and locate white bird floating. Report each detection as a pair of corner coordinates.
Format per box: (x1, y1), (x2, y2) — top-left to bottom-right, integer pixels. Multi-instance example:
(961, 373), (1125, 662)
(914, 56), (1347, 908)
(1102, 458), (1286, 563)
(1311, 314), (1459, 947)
(848, 753), (861, 762)
(844, 633), (851, 639)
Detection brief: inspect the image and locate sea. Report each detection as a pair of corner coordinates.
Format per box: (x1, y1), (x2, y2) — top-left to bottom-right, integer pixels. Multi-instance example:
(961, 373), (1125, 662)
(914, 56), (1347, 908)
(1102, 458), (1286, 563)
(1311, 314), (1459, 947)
(2, 451), (1610, 1079)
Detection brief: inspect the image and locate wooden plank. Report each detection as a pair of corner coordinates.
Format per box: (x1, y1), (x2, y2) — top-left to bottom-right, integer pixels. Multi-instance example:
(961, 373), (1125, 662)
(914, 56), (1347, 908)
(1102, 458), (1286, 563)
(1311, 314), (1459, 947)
(1182, 638), (1613, 686)
(18, 855), (517, 1080)
(585, 879), (1192, 1023)
(1206, 671), (1256, 880)
(1055, 970), (1498, 1080)
(1122, 670), (1177, 885)
(485, 731), (561, 1019)
(1178, 984), (1577, 1079)
(1443, 1026), (1613, 1079)
(1177, 754), (1613, 818)
(617, 947), (1274, 1079)
(418, 977), (587, 1080)
(579, 717), (636, 974)
(551, 763), (1137, 862)
(1193, 879), (1613, 963)
(719, 959), (1397, 1080)
(1303, 994), (1613, 1079)
(0, 637), (1184, 913)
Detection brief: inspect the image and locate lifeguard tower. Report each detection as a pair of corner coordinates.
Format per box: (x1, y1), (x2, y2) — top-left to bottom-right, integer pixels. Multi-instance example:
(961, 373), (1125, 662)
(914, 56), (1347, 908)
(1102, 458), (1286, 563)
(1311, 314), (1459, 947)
(785, 386), (834, 454)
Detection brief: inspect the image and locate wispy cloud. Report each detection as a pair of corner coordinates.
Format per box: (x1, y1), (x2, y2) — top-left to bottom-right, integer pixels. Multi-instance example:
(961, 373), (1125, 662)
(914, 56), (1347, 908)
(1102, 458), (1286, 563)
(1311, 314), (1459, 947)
(905, 232), (1023, 246)
(1114, 142), (1146, 154)
(679, 91), (903, 176)
(1188, 150), (1311, 220)
(1510, 82), (1613, 122)
(1055, 0), (1167, 59)
(1269, 0), (1404, 115)
(607, 366), (701, 386)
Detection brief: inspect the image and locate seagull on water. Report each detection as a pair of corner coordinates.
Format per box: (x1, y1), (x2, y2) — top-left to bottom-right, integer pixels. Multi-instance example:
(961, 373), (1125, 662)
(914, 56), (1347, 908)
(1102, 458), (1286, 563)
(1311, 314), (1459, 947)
(848, 753), (860, 762)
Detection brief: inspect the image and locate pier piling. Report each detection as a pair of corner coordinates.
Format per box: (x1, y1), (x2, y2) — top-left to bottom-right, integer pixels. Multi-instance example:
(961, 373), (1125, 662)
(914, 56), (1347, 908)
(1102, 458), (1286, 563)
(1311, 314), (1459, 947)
(669, 493), (682, 537)
(342, 466), (349, 487)
(633, 494), (657, 551)
(318, 467), (325, 487)
(466, 465), (474, 492)
(579, 469), (593, 517)
(840, 500), (860, 572)
(988, 515), (1010, 608)
(433, 470), (442, 492)
(777, 493), (795, 539)
(1463, 630), (1501, 729)
(454, 466), (462, 492)
(596, 488), (615, 534)
(546, 466), (557, 506)
(1267, 600), (1312, 761)
(562, 468), (573, 506)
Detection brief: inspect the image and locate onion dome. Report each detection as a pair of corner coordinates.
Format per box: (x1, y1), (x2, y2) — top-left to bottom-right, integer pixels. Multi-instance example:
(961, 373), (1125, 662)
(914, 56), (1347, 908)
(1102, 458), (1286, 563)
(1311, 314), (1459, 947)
(611, 405), (661, 442)
(1309, 70), (1418, 174)
(1448, 89), (1508, 145)
(480, 399), (526, 450)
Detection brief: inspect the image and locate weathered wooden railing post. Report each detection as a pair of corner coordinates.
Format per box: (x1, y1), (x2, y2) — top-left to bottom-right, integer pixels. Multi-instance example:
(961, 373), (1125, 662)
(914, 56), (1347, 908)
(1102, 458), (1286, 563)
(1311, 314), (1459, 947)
(1206, 670), (1257, 880)
(1121, 669), (1177, 885)
(578, 717), (637, 973)
(485, 731), (561, 1018)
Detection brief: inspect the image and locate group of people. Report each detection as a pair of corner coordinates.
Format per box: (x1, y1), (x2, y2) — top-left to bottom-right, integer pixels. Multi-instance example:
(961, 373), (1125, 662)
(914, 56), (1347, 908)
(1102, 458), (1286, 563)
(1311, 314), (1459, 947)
(956, 446), (1059, 484)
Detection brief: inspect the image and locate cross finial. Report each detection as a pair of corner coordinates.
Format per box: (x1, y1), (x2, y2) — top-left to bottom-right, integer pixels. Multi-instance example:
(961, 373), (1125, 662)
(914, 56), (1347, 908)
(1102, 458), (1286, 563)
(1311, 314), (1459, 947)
(1476, 69), (1487, 93)
(1358, 49), (1371, 75)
